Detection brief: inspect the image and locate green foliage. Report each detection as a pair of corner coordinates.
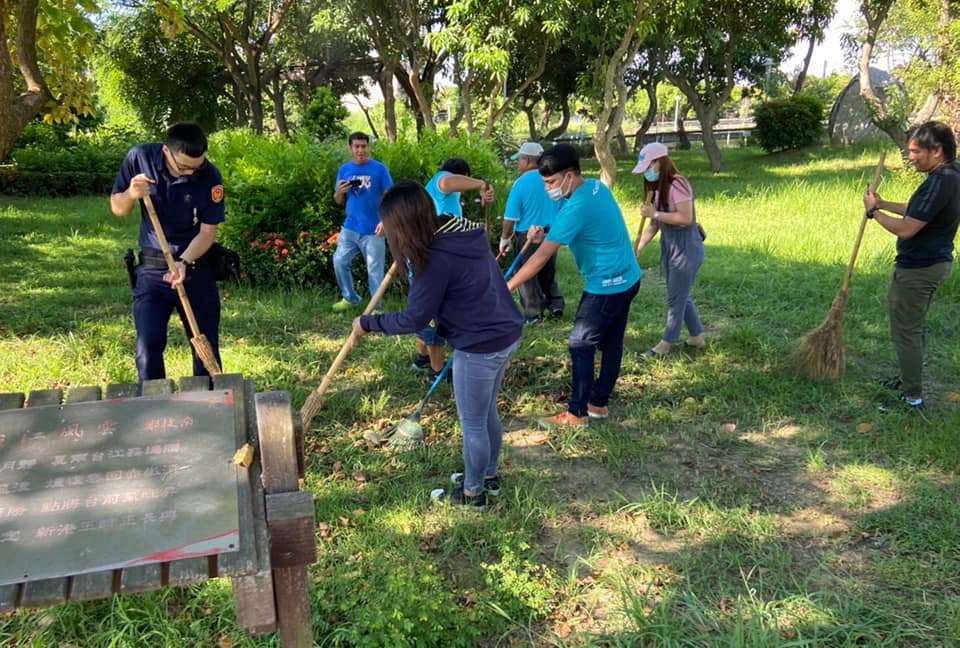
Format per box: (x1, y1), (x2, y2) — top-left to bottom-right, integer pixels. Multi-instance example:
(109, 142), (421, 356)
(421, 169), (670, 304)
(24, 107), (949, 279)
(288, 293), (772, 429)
(753, 95), (826, 153)
(302, 86), (349, 141)
(483, 546), (556, 623)
(375, 131), (508, 221)
(209, 129), (344, 287)
(797, 73), (850, 109)
(94, 8), (229, 135)
(241, 229), (337, 288)
(1, 125), (140, 196)
(313, 557), (487, 647)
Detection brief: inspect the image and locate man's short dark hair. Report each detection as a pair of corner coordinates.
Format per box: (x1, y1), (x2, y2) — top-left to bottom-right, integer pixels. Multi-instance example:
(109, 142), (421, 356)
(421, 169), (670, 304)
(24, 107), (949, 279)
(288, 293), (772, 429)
(166, 122), (208, 157)
(909, 121), (957, 163)
(440, 157), (471, 176)
(538, 144), (581, 176)
(348, 131), (370, 145)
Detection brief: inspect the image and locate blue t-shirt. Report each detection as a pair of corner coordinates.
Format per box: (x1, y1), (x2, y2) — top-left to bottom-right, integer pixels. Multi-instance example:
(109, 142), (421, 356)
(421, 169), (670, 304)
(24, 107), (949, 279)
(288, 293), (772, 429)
(546, 179), (641, 294)
(112, 143), (226, 254)
(504, 169), (559, 232)
(335, 159), (393, 235)
(425, 171), (462, 216)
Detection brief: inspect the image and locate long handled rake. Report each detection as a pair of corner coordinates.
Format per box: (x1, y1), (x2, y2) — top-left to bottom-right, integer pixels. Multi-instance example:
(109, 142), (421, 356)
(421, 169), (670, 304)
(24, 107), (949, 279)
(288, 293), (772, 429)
(794, 152), (887, 379)
(300, 260), (400, 432)
(365, 239), (535, 449)
(142, 195), (221, 376)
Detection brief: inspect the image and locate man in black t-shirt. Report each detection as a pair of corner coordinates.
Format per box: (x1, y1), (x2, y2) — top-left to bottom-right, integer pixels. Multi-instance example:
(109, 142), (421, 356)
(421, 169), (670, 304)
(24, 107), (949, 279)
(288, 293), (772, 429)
(864, 121), (960, 408)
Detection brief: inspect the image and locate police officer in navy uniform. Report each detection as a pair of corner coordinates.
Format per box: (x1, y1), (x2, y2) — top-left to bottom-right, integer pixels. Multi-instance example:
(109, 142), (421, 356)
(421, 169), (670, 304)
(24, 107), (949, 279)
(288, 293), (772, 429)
(110, 122), (225, 386)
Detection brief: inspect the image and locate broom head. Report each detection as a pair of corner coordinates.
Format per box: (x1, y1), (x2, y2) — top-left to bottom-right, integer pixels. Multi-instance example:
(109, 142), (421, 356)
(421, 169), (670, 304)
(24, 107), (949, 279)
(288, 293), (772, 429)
(794, 289), (848, 379)
(190, 334), (222, 375)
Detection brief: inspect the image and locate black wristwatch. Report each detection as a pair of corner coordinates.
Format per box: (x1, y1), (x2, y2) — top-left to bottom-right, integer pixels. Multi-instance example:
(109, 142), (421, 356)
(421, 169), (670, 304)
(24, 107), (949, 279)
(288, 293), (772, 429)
(867, 207), (879, 219)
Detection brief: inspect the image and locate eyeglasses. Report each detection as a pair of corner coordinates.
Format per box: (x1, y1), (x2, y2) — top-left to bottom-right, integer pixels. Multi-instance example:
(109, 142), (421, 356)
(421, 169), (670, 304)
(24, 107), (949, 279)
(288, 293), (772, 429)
(165, 147), (207, 174)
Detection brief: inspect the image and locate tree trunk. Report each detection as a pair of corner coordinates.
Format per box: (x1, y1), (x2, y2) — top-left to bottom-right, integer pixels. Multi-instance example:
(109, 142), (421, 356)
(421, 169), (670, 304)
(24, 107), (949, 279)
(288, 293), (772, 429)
(792, 38), (816, 96)
(482, 45), (548, 139)
(614, 127), (628, 157)
(699, 111), (724, 172)
(857, 0), (908, 154)
(632, 84), (659, 151)
(522, 99), (539, 140)
(0, 0), (53, 163)
(271, 74), (288, 136)
(676, 103), (691, 150)
(593, 5), (646, 187)
(543, 99), (571, 141)
(353, 94), (380, 141)
(378, 64), (397, 142)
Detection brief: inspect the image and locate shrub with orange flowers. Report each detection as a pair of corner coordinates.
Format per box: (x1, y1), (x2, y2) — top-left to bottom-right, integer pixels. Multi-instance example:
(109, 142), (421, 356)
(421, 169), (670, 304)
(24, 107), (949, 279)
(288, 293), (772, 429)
(242, 229), (340, 287)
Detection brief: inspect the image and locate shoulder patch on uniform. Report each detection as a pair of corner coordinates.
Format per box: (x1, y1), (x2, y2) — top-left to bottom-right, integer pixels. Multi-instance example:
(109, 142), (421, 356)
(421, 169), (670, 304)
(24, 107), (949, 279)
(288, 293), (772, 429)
(211, 185), (224, 203)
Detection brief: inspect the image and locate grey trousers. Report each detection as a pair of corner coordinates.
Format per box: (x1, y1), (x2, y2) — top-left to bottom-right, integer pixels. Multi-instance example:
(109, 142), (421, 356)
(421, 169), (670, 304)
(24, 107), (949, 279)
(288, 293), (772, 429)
(888, 261), (952, 398)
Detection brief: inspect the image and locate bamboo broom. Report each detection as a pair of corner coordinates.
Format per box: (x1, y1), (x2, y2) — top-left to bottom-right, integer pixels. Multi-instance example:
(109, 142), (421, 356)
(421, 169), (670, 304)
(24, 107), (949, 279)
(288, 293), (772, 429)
(794, 152), (886, 379)
(142, 195), (222, 376)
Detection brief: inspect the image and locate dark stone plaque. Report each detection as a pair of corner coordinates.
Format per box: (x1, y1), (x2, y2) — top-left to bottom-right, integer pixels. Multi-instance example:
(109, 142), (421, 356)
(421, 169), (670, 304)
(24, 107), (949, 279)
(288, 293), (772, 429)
(0, 390), (240, 585)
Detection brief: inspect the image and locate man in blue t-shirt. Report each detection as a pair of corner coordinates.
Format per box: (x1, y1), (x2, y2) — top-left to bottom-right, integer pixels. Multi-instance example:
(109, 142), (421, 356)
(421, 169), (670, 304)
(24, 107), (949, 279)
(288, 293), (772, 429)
(413, 158), (495, 380)
(332, 132), (394, 311)
(424, 158), (494, 218)
(507, 144), (641, 428)
(110, 122), (225, 387)
(500, 142), (564, 322)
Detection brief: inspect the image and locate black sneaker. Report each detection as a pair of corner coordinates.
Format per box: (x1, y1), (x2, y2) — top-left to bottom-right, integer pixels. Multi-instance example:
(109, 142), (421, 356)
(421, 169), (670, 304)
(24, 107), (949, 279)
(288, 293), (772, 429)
(450, 472), (501, 496)
(412, 354), (431, 371)
(878, 394), (924, 412)
(428, 366), (453, 384)
(523, 315), (543, 325)
(431, 485), (486, 510)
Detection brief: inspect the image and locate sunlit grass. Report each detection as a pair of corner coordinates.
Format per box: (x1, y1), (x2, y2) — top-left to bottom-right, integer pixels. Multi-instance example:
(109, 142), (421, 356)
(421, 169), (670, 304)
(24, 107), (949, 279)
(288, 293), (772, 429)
(3, 144), (960, 646)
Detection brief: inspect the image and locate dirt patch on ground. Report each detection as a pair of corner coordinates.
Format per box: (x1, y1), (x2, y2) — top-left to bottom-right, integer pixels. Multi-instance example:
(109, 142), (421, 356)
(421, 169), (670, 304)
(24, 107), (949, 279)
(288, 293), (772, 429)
(498, 417), (902, 642)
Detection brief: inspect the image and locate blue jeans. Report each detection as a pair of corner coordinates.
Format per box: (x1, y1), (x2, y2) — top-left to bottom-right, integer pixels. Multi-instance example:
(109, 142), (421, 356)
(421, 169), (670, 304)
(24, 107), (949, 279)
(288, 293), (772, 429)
(333, 227), (385, 306)
(452, 339), (520, 495)
(567, 280), (640, 416)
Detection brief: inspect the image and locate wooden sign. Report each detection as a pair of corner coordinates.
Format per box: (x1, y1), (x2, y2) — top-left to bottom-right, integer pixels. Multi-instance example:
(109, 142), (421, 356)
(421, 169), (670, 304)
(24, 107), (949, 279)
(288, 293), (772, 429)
(0, 390), (240, 586)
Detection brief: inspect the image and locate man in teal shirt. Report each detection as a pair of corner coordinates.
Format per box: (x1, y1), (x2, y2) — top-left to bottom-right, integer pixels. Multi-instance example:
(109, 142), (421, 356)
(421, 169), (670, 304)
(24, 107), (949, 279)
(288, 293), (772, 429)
(507, 144), (640, 427)
(500, 142), (565, 322)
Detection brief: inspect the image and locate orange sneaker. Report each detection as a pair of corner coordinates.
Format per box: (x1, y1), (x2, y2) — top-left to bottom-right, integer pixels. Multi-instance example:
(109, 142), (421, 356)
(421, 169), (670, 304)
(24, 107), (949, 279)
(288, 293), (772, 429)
(538, 410), (588, 429)
(586, 404), (609, 419)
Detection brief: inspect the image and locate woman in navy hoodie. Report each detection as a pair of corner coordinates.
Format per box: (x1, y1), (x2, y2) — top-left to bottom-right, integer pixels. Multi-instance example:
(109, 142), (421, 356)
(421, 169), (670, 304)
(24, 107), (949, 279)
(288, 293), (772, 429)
(353, 180), (523, 509)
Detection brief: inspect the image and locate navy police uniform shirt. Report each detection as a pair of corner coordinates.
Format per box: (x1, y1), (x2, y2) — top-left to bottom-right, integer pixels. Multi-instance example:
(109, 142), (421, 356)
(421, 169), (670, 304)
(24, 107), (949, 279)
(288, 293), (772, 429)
(112, 143), (226, 255)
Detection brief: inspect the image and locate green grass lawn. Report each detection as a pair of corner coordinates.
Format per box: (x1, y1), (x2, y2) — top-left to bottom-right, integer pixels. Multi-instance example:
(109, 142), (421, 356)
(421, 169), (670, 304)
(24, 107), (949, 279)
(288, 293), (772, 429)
(2, 144), (960, 647)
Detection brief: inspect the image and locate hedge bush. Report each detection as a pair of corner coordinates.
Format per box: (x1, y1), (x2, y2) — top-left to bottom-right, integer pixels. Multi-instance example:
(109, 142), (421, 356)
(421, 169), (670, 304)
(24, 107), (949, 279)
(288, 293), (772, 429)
(1, 123), (140, 196)
(211, 129), (507, 288)
(752, 95), (825, 153)
(209, 129), (343, 288)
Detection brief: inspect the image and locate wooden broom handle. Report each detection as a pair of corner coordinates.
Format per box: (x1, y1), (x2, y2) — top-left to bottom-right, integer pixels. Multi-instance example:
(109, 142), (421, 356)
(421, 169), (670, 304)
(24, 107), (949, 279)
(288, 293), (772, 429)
(142, 194), (204, 337)
(634, 190), (654, 257)
(300, 260), (400, 430)
(840, 152), (886, 293)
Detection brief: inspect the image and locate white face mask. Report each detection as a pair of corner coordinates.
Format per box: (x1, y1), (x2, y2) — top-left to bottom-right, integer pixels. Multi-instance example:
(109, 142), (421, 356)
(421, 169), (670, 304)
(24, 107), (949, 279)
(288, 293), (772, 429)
(546, 173), (570, 201)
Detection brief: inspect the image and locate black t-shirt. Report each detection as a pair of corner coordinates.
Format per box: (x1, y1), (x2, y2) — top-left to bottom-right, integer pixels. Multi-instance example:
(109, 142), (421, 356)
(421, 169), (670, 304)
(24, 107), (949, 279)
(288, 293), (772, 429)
(897, 161), (960, 268)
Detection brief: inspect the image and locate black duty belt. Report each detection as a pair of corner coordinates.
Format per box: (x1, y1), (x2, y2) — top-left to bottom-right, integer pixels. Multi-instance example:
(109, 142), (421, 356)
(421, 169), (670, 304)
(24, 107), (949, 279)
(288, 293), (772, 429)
(138, 248), (200, 269)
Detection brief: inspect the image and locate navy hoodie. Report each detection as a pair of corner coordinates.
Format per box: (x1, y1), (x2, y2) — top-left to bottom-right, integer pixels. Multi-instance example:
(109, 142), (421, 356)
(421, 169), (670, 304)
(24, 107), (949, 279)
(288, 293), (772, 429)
(360, 218), (523, 353)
